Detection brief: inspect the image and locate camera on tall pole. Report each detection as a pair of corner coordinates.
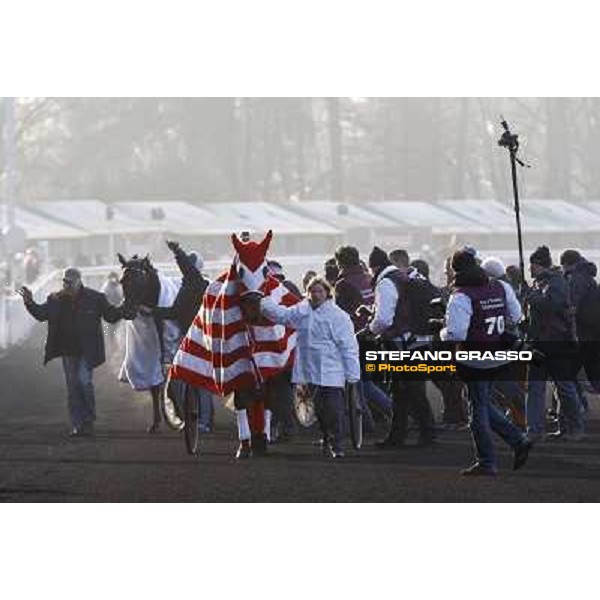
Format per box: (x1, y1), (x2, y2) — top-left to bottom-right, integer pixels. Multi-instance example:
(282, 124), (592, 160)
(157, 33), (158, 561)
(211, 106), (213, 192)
(497, 118), (530, 290)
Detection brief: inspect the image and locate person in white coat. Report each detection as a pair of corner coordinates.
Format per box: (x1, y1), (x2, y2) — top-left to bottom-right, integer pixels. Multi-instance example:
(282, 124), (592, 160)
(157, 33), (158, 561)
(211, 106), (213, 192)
(260, 276), (360, 457)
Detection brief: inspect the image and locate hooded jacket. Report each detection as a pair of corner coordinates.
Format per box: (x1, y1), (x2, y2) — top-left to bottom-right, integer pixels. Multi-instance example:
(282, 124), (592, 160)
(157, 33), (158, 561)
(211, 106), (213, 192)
(565, 257), (597, 307)
(153, 246), (209, 333)
(526, 266), (572, 342)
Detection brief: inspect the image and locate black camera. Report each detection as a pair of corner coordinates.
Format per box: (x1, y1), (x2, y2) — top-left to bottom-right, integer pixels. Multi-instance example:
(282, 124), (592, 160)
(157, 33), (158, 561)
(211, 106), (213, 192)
(498, 119), (520, 152)
(498, 130), (519, 150)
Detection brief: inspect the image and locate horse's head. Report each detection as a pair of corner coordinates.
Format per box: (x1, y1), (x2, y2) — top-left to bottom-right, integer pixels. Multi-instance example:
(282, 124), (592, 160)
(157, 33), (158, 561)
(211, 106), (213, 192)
(118, 253), (160, 309)
(231, 230), (273, 294)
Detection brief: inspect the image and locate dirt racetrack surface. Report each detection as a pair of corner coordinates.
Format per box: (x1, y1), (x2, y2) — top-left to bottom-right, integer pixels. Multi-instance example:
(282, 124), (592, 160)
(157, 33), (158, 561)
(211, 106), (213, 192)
(1, 326), (600, 502)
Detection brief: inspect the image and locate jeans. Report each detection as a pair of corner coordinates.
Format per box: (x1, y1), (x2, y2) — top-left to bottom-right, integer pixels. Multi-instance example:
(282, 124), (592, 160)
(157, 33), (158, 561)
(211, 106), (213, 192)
(192, 387), (214, 431)
(527, 361), (583, 434)
(574, 378), (589, 414)
(360, 380), (393, 415)
(311, 386), (345, 451)
(62, 356), (96, 429)
(492, 378), (527, 429)
(466, 377), (525, 470)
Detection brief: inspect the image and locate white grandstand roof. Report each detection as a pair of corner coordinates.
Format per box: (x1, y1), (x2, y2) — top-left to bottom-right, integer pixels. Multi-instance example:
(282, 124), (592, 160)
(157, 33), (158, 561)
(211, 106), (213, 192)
(1, 205), (88, 240)
(436, 200), (517, 233)
(28, 200), (148, 236)
(114, 201), (232, 236)
(366, 200), (490, 234)
(521, 200), (600, 231)
(201, 202), (341, 236)
(286, 200), (402, 230)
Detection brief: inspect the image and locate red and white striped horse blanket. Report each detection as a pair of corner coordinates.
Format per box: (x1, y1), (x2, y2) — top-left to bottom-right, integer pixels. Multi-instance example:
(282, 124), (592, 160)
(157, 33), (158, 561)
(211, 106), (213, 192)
(170, 261), (299, 396)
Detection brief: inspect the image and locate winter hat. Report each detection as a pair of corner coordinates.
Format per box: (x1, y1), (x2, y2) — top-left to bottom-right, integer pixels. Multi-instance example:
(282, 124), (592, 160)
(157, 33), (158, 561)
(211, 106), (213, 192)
(188, 251), (204, 271)
(368, 246), (391, 270)
(481, 256), (506, 279)
(451, 248), (478, 274)
(530, 245), (552, 268)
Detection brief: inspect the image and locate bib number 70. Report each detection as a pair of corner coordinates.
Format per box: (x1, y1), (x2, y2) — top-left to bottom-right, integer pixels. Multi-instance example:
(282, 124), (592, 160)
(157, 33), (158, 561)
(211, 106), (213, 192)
(484, 315), (505, 335)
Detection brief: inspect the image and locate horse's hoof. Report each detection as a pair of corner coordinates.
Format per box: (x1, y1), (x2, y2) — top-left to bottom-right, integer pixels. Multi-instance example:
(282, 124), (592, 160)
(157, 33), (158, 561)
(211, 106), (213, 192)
(147, 423), (161, 434)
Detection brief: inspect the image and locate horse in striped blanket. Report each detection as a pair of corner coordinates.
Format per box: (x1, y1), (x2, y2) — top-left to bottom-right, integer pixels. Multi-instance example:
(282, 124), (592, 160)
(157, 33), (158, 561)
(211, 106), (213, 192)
(170, 230), (300, 457)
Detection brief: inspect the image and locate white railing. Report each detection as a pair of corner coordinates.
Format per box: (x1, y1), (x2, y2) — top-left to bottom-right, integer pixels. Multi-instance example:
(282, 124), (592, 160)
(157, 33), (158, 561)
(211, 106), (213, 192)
(0, 255), (327, 353)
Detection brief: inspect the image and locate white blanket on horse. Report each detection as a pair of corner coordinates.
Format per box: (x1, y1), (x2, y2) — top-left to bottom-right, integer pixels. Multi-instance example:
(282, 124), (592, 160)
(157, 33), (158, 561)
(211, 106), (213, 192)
(119, 274), (182, 391)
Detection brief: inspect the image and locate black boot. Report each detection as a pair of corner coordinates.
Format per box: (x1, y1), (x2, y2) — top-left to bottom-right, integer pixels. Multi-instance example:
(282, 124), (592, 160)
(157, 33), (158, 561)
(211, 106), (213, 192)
(251, 433), (269, 457)
(513, 439), (533, 470)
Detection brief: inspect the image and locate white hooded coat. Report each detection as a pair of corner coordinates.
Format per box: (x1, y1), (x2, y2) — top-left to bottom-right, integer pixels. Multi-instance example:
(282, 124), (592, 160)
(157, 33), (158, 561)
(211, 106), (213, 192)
(261, 297), (360, 388)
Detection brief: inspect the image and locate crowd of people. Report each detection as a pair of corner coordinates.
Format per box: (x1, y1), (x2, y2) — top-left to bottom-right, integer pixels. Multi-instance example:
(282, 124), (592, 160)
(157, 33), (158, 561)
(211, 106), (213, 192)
(17, 234), (600, 476)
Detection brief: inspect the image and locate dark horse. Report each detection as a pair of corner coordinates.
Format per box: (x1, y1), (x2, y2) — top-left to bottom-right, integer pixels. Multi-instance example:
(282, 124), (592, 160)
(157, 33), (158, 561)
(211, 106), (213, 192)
(118, 253), (165, 433)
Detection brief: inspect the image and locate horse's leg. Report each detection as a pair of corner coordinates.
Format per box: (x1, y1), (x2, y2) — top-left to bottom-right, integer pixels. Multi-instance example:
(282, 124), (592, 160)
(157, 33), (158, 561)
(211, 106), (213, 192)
(147, 385), (162, 433)
(248, 400), (267, 456)
(233, 390), (252, 459)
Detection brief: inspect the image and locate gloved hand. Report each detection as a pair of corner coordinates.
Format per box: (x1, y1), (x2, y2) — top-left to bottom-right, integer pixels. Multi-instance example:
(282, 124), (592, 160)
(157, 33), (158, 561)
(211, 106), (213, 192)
(166, 240), (180, 254)
(18, 286), (33, 305)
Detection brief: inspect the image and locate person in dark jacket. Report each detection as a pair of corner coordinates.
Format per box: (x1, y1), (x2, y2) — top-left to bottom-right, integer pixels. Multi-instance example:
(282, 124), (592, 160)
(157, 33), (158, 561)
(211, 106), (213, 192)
(19, 267), (126, 436)
(334, 245), (375, 331)
(559, 249), (597, 310)
(334, 246), (391, 428)
(153, 240), (209, 333)
(152, 240), (213, 432)
(559, 249), (600, 398)
(324, 257), (339, 287)
(367, 246), (436, 448)
(524, 246), (583, 441)
(440, 249), (531, 476)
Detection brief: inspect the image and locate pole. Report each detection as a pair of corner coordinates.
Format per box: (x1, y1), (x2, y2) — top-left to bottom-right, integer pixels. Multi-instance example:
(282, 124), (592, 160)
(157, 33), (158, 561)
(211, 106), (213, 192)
(498, 119), (529, 294)
(509, 147), (525, 286)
